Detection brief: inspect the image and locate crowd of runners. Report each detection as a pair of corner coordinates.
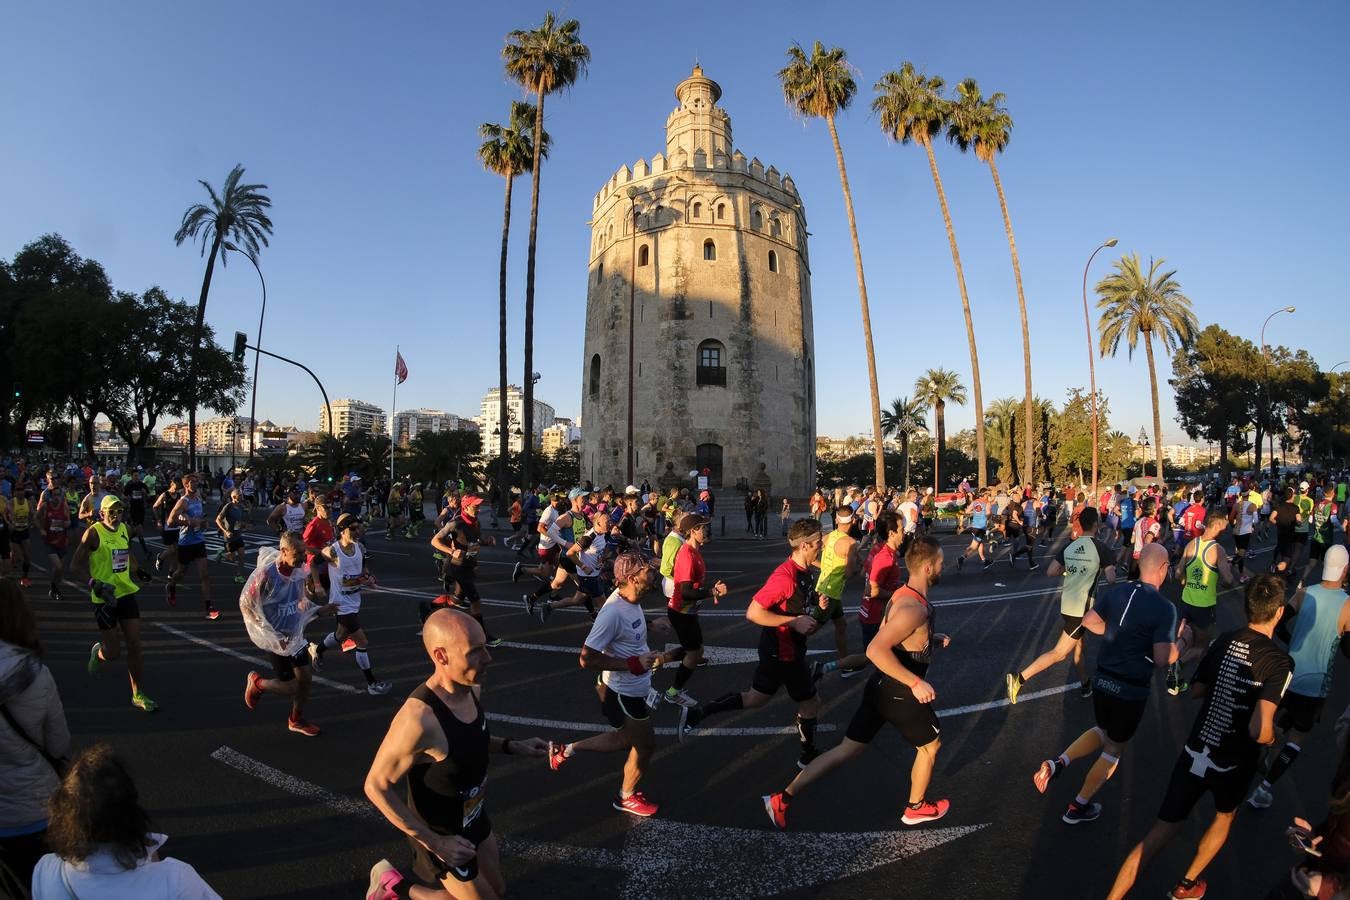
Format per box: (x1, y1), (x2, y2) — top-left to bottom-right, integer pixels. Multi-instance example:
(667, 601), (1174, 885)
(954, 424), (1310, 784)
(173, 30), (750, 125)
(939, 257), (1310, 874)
(2, 452), (1350, 899)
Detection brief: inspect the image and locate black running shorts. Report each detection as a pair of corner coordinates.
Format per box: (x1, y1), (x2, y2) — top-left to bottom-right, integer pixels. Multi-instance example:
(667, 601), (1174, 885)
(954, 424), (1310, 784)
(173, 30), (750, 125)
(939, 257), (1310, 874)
(600, 686), (650, 728)
(335, 613), (362, 639)
(177, 542), (207, 565)
(751, 659), (816, 703)
(1092, 690), (1147, 744)
(443, 566), (480, 605)
(1061, 614), (1085, 639)
(1276, 691), (1325, 734)
(1179, 600), (1216, 630)
(270, 646), (311, 682)
(667, 609), (703, 652)
(845, 673), (940, 748)
(1156, 747), (1256, 822)
(94, 593), (140, 631)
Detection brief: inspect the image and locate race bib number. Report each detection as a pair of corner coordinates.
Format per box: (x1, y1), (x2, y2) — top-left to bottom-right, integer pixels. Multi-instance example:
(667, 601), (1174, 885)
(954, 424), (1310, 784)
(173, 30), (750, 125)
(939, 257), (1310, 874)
(111, 548), (130, 573)
(462, 782), (485, 829)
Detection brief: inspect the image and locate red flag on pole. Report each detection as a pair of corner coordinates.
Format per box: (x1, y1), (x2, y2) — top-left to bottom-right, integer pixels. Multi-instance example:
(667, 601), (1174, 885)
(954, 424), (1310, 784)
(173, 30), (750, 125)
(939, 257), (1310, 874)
(394, 351), (408, 385)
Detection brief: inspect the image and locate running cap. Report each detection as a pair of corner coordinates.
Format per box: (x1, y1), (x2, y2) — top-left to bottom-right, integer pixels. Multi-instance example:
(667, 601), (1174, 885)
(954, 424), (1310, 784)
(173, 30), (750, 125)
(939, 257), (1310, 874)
(567, 487), (586, 500)
(624, 484), (639, 495)
(1324, 545), (1349, 582)
(699, 490), (710, 500)
(834, 508), (853, 523)
(551, 490), (568, 501)
(1300, 480), (1310, 490)
(99, 495), (123, 512)
(334, 513), (364, 531)
(1127, 486), (1137, 495)
(460, 494), (484, 509)
(681, 513), (710, 532)
(351, 474), (361, 481)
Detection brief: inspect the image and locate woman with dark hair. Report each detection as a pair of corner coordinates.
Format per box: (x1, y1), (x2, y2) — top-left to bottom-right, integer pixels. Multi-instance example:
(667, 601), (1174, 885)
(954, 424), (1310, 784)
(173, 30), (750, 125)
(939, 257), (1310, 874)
(0, 580), (69, 895)
(31, 744), (219, 898)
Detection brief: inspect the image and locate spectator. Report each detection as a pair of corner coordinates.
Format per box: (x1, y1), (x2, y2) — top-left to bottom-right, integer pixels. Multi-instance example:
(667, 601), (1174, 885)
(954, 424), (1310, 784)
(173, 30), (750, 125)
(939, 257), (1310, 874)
(30, 744), (220, 899)
(0, 581), (70, 895)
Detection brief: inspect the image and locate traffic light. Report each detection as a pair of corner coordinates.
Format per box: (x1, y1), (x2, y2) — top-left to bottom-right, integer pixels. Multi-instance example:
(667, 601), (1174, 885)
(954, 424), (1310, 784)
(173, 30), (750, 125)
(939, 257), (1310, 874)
(233, 332), (248, 364)
(11, 383), (19, 399)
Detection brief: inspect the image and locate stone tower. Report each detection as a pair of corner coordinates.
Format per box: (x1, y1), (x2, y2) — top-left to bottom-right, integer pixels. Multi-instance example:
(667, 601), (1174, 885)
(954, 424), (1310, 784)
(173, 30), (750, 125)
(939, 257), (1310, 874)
(580, 66), (816, 497)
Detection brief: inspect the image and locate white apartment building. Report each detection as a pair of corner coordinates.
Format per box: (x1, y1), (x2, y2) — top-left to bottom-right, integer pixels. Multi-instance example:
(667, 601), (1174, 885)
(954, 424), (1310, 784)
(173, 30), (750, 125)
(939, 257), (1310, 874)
(480, 386), (555, 456)
(392, 409), (477, 446)
(320, 399), (387, 438)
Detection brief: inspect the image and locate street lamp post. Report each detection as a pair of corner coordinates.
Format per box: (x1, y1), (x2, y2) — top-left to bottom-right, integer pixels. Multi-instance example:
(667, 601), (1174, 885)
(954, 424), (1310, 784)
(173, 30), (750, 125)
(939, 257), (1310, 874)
(1081, 238), (1118, 500)
(225, 248), (267, 463)
(1137, 427), (1150, 479)
(1259, 306), (1296, 480)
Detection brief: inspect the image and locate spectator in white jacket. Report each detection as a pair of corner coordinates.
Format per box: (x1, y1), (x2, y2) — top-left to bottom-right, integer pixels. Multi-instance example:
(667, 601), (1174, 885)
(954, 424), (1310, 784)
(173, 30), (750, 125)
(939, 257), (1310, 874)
(30, 744), (219, 899)
(0, 581), (69, 896)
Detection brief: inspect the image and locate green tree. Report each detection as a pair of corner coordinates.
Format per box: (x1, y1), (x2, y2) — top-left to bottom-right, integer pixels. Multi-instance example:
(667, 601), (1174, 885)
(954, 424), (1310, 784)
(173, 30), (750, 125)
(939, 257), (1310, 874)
(504, 12), (590, 491)
(880, 394), (928, 489)
(174, 164), (272, 471)
(1050, 388), (1112, 488)
(1170, 324), (1261, 481)
(984, 396), (1020, 483)
(479, 100), (548, 510)
(914, 368), (967, 494)
(1096, 253), (1198, 483)
(407, 429), (484, 494)
(1266, 347), (1329, 477)
(947, 79), (1032, 487)
(780, 41), (885, 490)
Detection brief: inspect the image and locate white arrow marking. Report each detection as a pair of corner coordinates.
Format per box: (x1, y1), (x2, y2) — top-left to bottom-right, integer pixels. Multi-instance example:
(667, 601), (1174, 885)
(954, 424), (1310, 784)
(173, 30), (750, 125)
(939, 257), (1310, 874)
(210, 744), (985, 897)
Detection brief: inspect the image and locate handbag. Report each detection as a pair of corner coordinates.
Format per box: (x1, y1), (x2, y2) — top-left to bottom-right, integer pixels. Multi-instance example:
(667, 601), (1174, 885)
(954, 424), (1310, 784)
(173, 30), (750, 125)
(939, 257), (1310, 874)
(0, 702), (68, 777)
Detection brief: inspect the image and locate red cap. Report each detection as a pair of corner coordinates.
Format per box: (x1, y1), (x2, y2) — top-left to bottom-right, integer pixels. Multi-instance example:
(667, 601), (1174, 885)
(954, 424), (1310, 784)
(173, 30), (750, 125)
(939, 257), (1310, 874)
(460, 494), (484, 508)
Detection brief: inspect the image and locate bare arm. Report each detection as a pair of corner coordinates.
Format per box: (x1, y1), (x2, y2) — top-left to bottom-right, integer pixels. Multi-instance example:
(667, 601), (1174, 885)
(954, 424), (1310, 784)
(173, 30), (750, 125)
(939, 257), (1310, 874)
(266, 503), (285, 531)
(1249, 698), (1279, 745)
(429, 524), (457, 557)
(1081, 609), (1107, 636)
(1046, 560), (1065, 577)
(579, 643), (662, 672)
(71, 525), (99, 578)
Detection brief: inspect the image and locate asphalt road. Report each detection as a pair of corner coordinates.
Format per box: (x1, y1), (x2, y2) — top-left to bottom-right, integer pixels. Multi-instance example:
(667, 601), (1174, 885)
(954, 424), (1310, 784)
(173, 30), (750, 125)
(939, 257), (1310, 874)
(20, 508), (1347, 899)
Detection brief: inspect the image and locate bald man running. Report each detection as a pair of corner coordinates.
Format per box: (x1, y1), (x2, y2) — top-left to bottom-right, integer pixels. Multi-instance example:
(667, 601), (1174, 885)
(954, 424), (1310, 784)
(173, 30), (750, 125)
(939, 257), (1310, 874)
(364, 610), (547, 900)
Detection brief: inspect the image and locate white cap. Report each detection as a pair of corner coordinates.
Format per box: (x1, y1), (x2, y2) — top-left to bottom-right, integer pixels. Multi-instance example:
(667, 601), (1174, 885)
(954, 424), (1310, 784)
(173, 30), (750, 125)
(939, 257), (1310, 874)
(624, 484), (639, 495)
(1300, 480), (1310, 490)
(1324, 545), (1348, 583)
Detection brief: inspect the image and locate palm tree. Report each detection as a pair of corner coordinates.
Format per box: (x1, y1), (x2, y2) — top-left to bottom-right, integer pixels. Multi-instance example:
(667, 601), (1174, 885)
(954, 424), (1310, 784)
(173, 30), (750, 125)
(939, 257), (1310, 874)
(948, 79), (1032, 488)
(873, 63), (987, 488)
(479, 101), (548, 509)
(174, 164), (272, 471)
(880, 395), (928, 489)
(914, 368), (967, 494)
(1096, 254), (1198, 482)
(779, 41), (886, 490)
(985, 395), (1021, 481)
(503, 13), (590, 490)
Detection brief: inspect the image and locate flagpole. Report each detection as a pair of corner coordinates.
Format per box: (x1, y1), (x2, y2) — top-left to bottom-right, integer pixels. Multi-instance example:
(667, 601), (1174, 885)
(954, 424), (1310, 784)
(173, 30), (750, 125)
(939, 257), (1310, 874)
(391, 345), (399, 483)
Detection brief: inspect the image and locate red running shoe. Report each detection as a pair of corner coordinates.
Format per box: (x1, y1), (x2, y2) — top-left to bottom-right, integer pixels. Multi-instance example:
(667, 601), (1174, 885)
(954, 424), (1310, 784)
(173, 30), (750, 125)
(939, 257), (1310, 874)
(1033, 759), (1060, 794)
(613, 791), (659, 817)
(901, 798), (950, 825)
(547, 741), (570, 771)
(205, 606), (220, 621)
(762, 792), (789, 830)
(1168, 879), (1206, 899)
(288, 717), (320, 737)
(244, 671), (263, 710)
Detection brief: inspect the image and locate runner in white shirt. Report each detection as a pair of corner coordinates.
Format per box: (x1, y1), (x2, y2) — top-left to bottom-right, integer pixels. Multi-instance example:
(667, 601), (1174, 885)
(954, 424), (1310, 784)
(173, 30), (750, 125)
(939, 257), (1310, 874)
(544, 553), (676, 818)
(310, 514), (391, 695)
(535, 510), (611, 622)
(1231, 495), (1258, 583)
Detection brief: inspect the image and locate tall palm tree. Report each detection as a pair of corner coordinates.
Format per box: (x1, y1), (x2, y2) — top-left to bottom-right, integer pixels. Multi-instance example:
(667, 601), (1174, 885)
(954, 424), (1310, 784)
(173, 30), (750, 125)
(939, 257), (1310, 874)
(779, 41), (886, 490)
(503, 13), (590, 490)
(1096, 254), (1198, 482)
(880, 395), (928, 489)
(948, 78), (1032, 488)
(174, 164), (272, 471)
(914, 368), (967, 494)
(985, 395), (1021, 481)
(873, 63), (987, 488)
(479, 101), (548, 510)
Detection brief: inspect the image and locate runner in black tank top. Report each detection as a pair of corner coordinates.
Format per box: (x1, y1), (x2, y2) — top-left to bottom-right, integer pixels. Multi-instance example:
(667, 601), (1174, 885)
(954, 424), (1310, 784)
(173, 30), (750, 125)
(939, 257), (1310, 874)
(406, 683), (491, 884)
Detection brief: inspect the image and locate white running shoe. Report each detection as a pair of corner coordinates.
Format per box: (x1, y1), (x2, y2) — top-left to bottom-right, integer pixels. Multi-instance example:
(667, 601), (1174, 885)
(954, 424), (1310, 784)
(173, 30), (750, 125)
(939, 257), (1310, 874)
(367, 681), (392, 696)
(1247, 783), (1274, 809)
(663, 689), (698, 708)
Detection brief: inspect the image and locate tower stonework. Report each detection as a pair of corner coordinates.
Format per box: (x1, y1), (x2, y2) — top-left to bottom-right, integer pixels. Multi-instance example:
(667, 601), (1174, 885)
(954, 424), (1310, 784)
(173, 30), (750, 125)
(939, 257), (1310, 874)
(580, 66), (816, 496)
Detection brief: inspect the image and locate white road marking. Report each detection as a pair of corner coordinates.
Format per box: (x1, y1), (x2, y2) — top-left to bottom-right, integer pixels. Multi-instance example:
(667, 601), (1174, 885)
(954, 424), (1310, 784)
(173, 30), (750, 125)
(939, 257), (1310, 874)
(936, 681), (1080, 717)
(212, 745), (378, 818)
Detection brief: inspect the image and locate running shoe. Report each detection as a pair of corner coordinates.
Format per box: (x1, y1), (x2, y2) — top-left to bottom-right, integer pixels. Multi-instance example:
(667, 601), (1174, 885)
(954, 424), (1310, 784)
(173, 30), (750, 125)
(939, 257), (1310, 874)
(512, 562), (524, 584)
(677, 705), (702, 742)
(695, 658), (709, 668)
(307, 642), (323, 672)
(1168, 878), (1207, 899)
(956, 555), (965, 572)
(1079, 680), (1093, 699)
(166, 584), (176, 606)
(233, 575), (247, 584)
(901, 798), (950, 825)
(797, 746), (821, 770)
(1028, 562), (1040, 571)
(612, 791), (659, 817)
(982, 561), (993, 571)
(838, 665), (865, 678)
(1006, 673), (1022, 705)
(1061, 800), (1101, 824)
(214, 550), (225, 563)
(19, 577), (32, 588)
(205, 606), (221, 621)
(485, 634), (502, 649)
(287, 717), (320, 737)
(1247, 783), (1274, 809)
(663, 688), (698, 708)
(48, 586), (62, 601)
(87, 642), (103, 676)
(523, 593), (535, 616)
(810, 661), (827, 683)
(244, 671), (263, 709)
(762, 792), (790, 829)
(366, 859), (404, 900)
(367, 680), (393, 696)
(131, 691), (159, 713)
(535, 602), (552, 624)
(547, 741), (570, 771)
(1033, 759), (1060, 794)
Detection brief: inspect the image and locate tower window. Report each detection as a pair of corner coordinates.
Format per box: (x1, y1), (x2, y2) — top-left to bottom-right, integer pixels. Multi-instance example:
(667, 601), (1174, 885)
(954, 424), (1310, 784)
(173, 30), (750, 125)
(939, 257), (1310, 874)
(589, 354), (601, 399)
(768, 250), (778, 273)
(770, 217), (782, 237)
(696, 339), (726, 386)
(751, 209), (763, 231)
(692, 202), (702, 219)
(638, 244), (649, 267)
(716, 203), (726, 221)
(703, 239), (716, 261)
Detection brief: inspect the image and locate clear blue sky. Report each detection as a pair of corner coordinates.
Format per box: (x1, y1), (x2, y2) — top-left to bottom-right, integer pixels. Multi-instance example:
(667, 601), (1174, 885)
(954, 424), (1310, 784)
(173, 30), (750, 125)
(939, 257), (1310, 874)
(3, 1), (1346, 444)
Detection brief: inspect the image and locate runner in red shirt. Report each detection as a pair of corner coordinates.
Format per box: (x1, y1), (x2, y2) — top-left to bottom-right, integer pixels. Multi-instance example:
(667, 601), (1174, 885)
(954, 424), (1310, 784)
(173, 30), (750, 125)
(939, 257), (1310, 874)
(1179, 490), (1207, 541)
(827, 512), (903, 674)
(302, 495), (336, 593)
(40, 496), (70, 601)
(663, 515), (727, 707)
(679, 520), (825, 769)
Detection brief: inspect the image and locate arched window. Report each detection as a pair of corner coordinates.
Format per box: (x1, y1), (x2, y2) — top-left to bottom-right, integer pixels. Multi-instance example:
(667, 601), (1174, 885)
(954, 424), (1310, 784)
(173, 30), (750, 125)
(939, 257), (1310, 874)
(589, 354), (601, 399)
(751, 209), (763, 231)
(696, 443), (724, 488)
(768, 250), (778, 273)
(596, 261), (604, 282)
(770, 216), (782, 237)
(692, 201), (702, 219)
(638, 244), (649, 267)
(703, 239), (716, 261)
(696, 339), (726, 386)
(716, 203), (726, 221)
(607, 223), (613, 240)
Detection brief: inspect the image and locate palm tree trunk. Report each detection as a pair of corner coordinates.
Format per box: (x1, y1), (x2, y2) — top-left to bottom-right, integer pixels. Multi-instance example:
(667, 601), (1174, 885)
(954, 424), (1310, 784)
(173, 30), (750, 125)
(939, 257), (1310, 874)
(987, 158), (1034, 487)
(497, 170), (515, 512)
(826, 114), (885, 492)
(936, 399), (946, 455)
(901, 433), (910, 489)
(520, 90), (547, 491)
(1143, 333), (1164, 482)
(187, 233), (222, 472)
(922, 140), (985, 487)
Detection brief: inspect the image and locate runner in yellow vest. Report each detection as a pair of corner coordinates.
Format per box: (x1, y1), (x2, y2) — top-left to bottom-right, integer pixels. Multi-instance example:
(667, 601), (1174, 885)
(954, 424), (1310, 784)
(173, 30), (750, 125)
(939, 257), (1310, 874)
(1168, 508), (1235, 695)
(72, 495), (156, 711)
(810, 507), (863, 680)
